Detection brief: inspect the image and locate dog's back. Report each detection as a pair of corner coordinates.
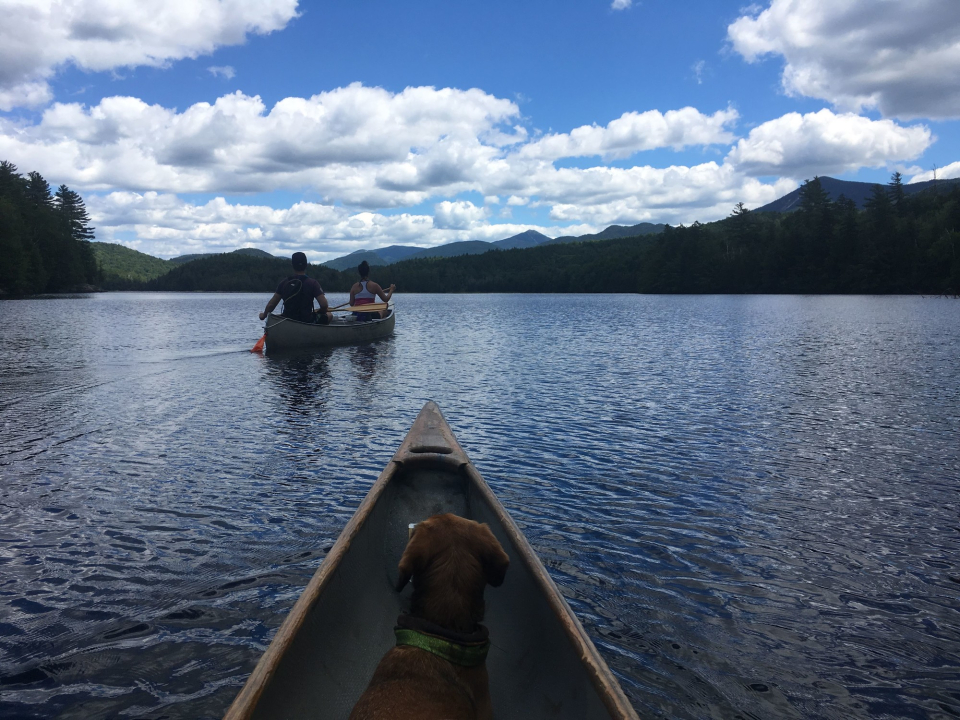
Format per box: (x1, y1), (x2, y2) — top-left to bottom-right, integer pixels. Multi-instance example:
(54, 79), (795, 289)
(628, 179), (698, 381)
(348, 514), (509, 720)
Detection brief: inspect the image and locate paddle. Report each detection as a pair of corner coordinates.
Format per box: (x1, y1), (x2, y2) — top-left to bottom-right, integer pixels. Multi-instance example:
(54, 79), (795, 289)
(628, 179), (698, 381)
(250, 334), (265, 353)
(330, 303), (390, 314)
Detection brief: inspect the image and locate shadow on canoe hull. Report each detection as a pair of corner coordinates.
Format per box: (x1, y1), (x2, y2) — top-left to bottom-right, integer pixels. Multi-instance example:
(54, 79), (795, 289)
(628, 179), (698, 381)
(264, 310), (395, 352)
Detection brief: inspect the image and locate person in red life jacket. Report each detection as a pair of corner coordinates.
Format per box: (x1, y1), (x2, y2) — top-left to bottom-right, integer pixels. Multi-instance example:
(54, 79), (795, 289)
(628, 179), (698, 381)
(349, 260), (395, 320)
(258, 252), (333, 324)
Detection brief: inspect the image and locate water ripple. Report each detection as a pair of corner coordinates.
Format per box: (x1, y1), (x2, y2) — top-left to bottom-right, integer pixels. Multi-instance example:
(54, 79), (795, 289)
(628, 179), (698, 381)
(1, 293), (959, 719)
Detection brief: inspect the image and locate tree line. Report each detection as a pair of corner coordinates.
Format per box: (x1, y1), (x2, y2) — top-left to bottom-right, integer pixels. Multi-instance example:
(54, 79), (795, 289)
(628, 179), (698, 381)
(127, 174), (960, 295)
(366, 175), (960, 295)
(0, 161), (99, 294)
(3, 163), (958, 296)
(143, 253), (351, 293)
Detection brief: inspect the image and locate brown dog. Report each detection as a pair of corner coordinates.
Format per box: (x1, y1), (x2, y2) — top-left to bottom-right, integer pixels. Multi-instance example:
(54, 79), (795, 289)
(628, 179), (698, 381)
(349, 513), (510, 720)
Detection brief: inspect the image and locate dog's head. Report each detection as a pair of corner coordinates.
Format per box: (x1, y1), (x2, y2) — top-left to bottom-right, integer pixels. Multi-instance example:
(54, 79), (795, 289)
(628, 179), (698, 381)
(396, 513), (510, 632)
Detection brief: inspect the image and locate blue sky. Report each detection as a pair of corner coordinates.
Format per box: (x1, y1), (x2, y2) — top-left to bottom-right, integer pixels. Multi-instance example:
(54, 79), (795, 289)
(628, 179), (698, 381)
(1, 0), (958, 260)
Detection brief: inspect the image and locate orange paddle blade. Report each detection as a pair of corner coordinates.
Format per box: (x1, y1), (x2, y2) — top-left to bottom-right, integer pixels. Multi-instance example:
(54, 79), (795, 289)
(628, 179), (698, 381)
(250, 334), (266, 353)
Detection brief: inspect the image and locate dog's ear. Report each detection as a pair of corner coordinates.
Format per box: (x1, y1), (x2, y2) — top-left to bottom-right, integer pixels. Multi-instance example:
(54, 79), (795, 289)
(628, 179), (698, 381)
(475, 522), (510, 587)
(396, 523), (430, 592)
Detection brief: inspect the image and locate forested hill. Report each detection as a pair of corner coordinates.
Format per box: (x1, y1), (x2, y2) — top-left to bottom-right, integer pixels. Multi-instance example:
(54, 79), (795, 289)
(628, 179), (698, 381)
(7, 166), (958, 296)
(92, 242), (171, 287)
(755, 175), (960, 213)
(0, 161), (99, 295)
(343, 176), (960, 294)
(132, 176), (960, 295)
(144, 253), (352, 293)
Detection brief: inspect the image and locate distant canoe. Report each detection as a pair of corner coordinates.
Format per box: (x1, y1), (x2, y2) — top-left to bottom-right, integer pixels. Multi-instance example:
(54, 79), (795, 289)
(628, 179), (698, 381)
(263, 308), (395, 351)
(224, 401), (639, 720)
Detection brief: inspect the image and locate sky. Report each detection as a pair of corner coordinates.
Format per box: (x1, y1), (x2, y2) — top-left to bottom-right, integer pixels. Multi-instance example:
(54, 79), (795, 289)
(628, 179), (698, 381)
(1, 0), (959, 261)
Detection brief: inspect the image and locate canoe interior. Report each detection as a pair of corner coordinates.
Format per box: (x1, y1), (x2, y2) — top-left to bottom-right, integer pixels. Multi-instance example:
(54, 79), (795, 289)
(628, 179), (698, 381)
(229, 402), (637, 720)
(246, 468), (615, 719)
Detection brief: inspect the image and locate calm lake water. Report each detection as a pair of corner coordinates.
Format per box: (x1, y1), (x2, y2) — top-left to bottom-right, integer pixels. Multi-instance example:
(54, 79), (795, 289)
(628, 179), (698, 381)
(0, 292), (958, 720)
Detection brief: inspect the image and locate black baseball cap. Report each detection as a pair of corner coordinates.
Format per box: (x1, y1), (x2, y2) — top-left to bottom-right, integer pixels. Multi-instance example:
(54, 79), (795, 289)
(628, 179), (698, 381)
(291, 252), (308, 270)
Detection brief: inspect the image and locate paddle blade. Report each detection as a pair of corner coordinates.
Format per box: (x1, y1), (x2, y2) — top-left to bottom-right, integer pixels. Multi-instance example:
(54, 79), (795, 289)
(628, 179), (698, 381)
(330, 303), (389, 313)
(250, 334), (266, 353)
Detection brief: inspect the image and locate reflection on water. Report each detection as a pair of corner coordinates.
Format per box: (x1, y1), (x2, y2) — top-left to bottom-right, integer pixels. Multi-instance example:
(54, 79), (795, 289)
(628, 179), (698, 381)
(1, 293), (959, 720)
(264, 351), (333, 417)
(348, 343), (385, 383)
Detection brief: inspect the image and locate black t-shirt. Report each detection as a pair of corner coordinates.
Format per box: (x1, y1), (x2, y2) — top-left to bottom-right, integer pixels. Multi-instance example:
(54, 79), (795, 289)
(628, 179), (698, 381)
(276, 275), (324, 322)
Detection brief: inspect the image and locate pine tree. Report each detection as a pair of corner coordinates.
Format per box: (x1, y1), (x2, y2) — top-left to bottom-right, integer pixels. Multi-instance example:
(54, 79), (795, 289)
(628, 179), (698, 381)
(889, 171), (904, 212)
(0, 160), (25, 198)
(55, 184), (96, 240)
(25, 171), (54, 209)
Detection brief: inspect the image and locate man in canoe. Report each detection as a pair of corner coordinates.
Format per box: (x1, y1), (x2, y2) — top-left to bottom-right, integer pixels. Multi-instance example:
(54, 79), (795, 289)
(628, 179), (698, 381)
(350, 260), (395, 320)
(258, 252), (333, 324)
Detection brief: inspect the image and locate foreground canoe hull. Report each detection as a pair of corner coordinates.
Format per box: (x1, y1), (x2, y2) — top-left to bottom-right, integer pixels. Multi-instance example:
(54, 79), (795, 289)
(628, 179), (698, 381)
(225, 402), (638, 720)
(264, 310), (395, 351)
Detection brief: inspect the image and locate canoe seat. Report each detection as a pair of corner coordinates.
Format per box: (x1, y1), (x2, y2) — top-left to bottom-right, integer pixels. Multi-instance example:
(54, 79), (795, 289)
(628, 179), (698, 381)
(410, 443), (453, 454)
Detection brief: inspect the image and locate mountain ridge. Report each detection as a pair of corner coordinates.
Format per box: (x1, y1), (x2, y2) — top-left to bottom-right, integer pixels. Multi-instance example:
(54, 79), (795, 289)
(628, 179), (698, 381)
(755, 176), (960, 213)
(322, 224), (660, 269)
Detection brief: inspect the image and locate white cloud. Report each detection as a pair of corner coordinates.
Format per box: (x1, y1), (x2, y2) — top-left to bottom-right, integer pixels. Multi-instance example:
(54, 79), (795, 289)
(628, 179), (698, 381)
(909, 161), (960, 184)
(0, 0), (299, 110)
(515, 161), (797, 226)
(87, 191), (589, 260)
(519, 107), (738, 161)
(693, 60), (706, 85)
(0, 85), (521, 206)
(433, 200), (488, 229)
(1, 82), (946, 255)
(611, 0), (632, 9)
(208, 65), (236, 80)
(725, 109), (932, 178)
(728, 0), (960, 119)
(0, 81), (53, 111)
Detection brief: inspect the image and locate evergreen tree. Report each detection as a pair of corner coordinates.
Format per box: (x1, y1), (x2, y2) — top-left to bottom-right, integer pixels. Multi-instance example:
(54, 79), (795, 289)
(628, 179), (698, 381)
(55, 184), (96, 240)
(25, 171), (54, 209)
(0, 161), (98, 293)
(889, 171), (905, 213)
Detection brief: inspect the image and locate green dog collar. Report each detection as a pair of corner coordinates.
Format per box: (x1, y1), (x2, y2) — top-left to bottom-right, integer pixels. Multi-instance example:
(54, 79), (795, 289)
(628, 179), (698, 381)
(395, 627), (490, 667)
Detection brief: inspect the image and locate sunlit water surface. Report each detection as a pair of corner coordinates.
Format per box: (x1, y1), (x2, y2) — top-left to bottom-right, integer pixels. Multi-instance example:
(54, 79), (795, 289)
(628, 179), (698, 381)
(1, 293), (958, 719)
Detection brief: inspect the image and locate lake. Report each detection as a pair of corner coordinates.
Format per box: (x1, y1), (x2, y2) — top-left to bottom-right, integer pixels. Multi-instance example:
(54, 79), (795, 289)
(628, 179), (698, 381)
(1, 292), (958, 719)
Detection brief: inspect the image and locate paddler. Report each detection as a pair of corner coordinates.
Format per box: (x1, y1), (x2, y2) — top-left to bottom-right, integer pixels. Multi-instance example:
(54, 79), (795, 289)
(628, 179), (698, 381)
(258, 252), (333, 324)
(349, 260), (395, 320)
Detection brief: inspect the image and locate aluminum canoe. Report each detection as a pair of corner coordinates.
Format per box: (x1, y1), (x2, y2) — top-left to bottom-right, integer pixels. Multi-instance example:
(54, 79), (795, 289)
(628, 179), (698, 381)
(224, 401), (639, 720)
(263, 309), (395, 352)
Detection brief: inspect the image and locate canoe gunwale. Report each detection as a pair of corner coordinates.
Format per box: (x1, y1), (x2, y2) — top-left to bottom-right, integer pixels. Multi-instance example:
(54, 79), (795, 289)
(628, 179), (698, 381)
(223, 402), (638, 720)
(222, 460), (402, 720)
(460, 458), (638, 719)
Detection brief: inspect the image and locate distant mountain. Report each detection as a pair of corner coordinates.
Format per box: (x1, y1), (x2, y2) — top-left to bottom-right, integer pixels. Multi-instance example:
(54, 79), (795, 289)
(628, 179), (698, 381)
(546, 223), (665, 245)
(407, 230), (553, 259)
(323, 226), (644, 269)
(375, 245), (424, 264)
(323, 245), (424, 270)
(169, 247), (279, 265)
(755, 176), (960, 213)
(324, 249), (390, 271)
(492, 229), (552, 249)
(92, 242), (171, 284)
(407, 240), (494, 260)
